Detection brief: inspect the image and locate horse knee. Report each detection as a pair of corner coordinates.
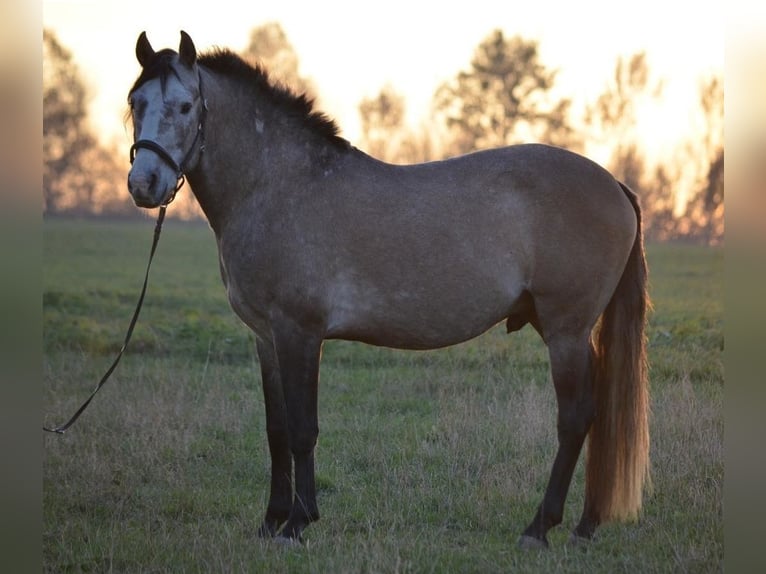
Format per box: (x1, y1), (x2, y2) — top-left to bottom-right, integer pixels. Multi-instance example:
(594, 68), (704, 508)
(288, 424), (319, 456)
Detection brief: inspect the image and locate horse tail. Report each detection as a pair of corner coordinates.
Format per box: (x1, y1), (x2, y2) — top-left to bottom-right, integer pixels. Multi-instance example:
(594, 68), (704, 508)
(585, 181), (651, 524)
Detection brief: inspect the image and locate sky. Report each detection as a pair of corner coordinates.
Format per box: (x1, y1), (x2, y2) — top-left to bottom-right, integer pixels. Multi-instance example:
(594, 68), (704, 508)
(43, 0), (724, 166)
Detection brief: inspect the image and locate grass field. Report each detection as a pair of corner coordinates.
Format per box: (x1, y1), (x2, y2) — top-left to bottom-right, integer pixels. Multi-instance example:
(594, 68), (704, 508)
(43, 218), (723, 573)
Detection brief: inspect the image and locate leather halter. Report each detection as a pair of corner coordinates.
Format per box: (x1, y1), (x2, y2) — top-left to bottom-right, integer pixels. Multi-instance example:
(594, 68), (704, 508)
(129, 73), (208, 204)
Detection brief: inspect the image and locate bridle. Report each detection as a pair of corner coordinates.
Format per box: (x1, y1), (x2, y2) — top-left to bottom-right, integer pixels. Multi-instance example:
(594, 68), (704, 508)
(129, 72), (208, 205)
(42, 73), (208, 435)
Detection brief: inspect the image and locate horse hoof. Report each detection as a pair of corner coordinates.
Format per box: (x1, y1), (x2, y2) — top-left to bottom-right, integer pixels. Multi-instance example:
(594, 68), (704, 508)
(518, 535), (548, 550)
(568, 533), (592, 548)
(273, 535), (303, 547)
(256, 524), (276, 539)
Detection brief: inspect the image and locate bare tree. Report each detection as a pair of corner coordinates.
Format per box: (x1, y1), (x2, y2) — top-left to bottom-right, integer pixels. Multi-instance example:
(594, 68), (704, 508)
(585, 52), (664, 172)
(642, 164), (679, 242)
(586, 52), (662, 139)
(584, 52), (673, 238)
(681, 75), (724, 243)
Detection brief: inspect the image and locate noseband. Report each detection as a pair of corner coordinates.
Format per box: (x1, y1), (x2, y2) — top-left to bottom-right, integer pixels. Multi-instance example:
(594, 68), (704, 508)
(129, 74), (208, 204)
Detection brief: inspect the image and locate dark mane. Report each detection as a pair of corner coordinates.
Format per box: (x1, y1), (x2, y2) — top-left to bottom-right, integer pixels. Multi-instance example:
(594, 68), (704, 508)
(129, 47), (349, 151)
(199, 49), (350, 150)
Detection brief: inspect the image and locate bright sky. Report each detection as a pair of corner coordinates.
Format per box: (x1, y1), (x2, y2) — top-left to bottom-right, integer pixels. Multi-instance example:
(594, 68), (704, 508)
(43, 0), (723, 166)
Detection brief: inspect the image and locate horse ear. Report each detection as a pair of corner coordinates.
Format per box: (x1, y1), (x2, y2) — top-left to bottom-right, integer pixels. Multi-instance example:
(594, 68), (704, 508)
(179, 31), (197, 68)
(136, 31), (155, 68)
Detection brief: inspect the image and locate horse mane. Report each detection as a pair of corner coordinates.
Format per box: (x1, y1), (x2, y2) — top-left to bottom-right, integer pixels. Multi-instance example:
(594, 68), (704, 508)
(199, 49), (350, 150)
(129, 47), (349, 151)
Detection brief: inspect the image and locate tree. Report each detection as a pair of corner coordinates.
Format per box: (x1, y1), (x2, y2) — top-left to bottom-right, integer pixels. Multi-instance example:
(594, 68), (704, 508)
(43, 29), (94, 213)
(585, 51), (663, 180)
(58, 141), (134, 216)
(359, 85), (406, 161)
(243, 22), (315, 99)
(681, 75), (724, 243)
(433, 30), (579, 155)
(585, 52), (661, 140)
(585, 52), (671, 237)
(358, 86), (440, 164)
(43, 29), (131, 216)
(642, 163), (679, 242)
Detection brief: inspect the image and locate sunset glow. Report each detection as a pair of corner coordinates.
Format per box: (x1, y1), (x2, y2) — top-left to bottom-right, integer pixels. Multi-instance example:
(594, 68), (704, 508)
(44, 0), (723, 168)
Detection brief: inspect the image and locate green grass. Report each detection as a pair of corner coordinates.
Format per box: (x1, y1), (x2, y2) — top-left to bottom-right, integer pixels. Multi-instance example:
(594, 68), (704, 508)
(43, 219), (723, 572)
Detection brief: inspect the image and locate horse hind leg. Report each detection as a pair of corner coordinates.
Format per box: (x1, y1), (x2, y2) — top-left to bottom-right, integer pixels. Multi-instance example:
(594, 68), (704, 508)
(519, 332), (595, 547)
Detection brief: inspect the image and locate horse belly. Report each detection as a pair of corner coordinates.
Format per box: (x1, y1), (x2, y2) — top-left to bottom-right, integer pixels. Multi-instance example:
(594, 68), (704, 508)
(324, 273), (521, 350)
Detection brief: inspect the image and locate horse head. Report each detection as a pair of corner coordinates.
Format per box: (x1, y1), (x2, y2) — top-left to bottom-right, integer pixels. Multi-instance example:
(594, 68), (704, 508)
(127, 31), (205, 208)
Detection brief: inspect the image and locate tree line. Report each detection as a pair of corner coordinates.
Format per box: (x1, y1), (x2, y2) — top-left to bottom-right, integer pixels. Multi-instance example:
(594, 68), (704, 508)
(43, 25), (723, 243)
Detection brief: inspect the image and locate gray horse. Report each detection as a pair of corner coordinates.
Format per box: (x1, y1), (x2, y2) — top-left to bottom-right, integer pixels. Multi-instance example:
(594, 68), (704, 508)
(127, 31), (650, 548)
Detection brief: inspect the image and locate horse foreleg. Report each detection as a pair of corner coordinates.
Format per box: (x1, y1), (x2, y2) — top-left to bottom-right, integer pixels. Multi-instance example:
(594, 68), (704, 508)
(255, 337), (293, 537)
(520, 334), (595, 547)
(272, 323), (322, 542)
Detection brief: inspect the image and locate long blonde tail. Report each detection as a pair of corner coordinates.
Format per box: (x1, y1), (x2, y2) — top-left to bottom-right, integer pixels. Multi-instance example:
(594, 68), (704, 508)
(585, 183), (651, 523)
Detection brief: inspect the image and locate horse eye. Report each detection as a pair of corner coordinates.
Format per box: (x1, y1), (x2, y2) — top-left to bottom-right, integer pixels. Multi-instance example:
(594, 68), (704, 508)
(180, 102), (193, 115)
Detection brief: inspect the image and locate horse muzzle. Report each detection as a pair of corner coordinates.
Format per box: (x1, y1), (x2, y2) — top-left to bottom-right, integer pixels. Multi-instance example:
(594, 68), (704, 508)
(128, 140), (187, 208)
(127, 166), (176, 208)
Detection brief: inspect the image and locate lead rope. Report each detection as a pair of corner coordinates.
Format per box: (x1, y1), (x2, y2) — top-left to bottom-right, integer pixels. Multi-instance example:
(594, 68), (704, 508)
(45, 72), (205, 434)
(43, 205), (167, 434)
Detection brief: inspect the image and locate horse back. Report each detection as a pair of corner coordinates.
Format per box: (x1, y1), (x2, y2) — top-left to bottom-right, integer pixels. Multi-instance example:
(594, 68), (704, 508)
(218, 143), (637, 348)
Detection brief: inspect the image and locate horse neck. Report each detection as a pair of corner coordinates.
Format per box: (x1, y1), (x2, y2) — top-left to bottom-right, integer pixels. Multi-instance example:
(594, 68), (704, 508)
(186, 68), (342, 234)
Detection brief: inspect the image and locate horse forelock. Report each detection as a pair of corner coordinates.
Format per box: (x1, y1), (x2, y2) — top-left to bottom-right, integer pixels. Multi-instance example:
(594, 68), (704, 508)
(129, 49), (181, 97)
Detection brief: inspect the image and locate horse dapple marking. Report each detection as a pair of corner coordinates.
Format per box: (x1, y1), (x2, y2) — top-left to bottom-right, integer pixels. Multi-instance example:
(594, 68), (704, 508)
(127, 31), (650, 547)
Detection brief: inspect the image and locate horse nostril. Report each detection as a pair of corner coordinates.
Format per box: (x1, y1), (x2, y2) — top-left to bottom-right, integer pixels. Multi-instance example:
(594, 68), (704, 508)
(128, 169), (160, 200)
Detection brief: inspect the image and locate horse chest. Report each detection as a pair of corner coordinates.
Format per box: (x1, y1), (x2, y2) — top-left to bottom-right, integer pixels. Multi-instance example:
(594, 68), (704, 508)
(217, 251), (271, 338)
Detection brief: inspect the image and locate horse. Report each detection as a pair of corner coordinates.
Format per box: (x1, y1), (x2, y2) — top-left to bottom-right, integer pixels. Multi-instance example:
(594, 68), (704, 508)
(126, 31), (650, 548)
